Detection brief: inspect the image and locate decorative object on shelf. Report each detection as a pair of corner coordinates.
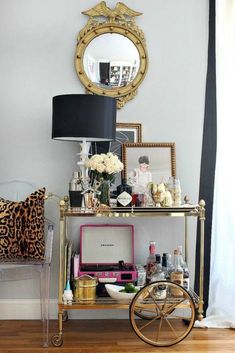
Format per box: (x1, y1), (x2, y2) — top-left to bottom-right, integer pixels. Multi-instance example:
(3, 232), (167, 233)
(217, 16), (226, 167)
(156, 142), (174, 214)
(165, 177), (182, 206)
(62, 280), (73, 305)
(171, 178), (182, 206)
(85, 152), (123, 206)
(52, 94), (116, 181)
(75, 2), (148, 108)
(97, 178), (110, 206)
(105, 283), (140, 301)
(152, 183), (165, 207)
(148, 182), (173, 207)
(74, 275), (97, 304)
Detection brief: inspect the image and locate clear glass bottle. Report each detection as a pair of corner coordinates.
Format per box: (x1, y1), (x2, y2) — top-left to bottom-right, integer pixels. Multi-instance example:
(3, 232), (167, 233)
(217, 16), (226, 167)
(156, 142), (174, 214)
(166, 253), (174, 280)
(162, 253), (171, 280)
(151, 254), (166, 299)
(166, 177), (174, 195)
(177, 245), (190, 290)
(170, 249), (184, 296)
(116, 178), (132, 207)
(172, 178), (182, 206)
(146, 241), (156, 282)
(136, 265), (146, 287)
(69, 171), (82, 207)
(151, 254), (165, 282)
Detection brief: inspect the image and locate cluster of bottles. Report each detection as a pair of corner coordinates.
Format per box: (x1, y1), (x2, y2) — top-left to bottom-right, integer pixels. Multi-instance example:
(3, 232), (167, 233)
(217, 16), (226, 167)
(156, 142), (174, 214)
(146, 241), (190, 291)
(116, 177), (182, 208)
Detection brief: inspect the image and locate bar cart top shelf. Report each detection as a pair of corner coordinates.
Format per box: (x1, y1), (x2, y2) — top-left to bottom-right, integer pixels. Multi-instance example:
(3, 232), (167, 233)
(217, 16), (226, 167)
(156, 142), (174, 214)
(59, 199), (205, 218)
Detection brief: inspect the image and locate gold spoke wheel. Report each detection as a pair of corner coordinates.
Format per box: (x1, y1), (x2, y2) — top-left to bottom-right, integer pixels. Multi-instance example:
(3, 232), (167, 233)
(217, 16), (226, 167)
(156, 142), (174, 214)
(130, 280), (195, 346)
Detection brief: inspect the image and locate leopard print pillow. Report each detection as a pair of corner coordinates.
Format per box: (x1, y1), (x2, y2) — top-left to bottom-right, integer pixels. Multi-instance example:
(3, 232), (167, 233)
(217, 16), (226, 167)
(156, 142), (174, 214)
(0, 188), (45, 261)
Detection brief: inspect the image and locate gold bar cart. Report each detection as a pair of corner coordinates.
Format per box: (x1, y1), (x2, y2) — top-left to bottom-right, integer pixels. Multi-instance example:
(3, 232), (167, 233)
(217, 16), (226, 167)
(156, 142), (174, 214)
(51, 199), (205, 347)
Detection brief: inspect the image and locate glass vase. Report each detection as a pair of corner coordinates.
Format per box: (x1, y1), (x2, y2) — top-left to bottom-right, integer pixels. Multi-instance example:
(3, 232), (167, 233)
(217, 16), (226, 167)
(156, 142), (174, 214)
(98, 179), (110, 206)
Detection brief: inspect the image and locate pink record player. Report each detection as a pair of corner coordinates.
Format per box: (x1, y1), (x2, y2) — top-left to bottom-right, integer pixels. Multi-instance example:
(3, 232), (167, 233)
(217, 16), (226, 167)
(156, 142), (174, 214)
(78, 224), (137, 283)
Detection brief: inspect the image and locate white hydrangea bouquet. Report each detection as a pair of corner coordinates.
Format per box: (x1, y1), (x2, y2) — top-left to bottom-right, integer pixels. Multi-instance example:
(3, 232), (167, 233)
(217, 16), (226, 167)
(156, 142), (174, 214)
(85, 152), (124, 184)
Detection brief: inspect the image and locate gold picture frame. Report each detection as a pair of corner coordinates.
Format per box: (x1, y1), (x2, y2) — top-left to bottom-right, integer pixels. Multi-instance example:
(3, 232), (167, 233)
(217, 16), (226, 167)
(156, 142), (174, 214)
(91, 122), (142, 159)
(122, 142), (176, 183)
(115, 123), (142, 157)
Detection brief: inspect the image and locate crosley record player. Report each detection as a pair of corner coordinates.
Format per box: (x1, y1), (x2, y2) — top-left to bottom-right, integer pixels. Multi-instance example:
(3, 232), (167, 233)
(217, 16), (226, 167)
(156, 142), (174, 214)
(78, 224), (137, 283)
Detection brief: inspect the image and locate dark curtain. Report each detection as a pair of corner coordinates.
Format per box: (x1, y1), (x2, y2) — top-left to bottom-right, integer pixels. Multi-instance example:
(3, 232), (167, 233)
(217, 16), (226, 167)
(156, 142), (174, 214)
(194, 0), (217, 313)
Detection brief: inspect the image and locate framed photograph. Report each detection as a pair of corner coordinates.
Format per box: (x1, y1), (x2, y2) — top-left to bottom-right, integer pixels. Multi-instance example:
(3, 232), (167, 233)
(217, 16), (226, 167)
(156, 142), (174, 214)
(122, 143), (176, 186)
(91, 123), (142, 159)
(113, 123), (142, 158)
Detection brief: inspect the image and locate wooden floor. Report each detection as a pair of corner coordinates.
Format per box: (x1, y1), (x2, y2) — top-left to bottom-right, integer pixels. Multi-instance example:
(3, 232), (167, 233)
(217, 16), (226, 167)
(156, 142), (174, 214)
(0, 319), (234, 353)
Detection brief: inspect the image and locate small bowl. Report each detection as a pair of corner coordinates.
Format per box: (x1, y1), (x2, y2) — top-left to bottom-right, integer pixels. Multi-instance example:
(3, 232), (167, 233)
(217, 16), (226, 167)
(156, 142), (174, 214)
(105, 284), (140, 301)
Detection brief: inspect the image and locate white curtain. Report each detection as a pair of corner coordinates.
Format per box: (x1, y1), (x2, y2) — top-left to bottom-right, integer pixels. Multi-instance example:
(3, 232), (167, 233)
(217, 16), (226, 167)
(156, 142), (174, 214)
(195, 0), (235, 328)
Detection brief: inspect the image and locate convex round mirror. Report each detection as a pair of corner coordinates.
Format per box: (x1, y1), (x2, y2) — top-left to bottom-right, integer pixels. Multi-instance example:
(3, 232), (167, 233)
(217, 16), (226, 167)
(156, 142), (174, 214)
(75, 2), (148, 108)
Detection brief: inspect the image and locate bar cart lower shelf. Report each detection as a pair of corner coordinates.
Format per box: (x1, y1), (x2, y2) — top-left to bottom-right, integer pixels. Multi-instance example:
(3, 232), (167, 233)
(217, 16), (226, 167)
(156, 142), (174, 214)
(51, 201), (205, 347)
(51, 281), (199, 347)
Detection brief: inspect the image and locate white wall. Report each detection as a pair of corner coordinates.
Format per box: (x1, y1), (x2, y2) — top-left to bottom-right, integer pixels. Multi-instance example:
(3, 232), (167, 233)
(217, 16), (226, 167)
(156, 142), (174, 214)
(0, 0), (209, 318)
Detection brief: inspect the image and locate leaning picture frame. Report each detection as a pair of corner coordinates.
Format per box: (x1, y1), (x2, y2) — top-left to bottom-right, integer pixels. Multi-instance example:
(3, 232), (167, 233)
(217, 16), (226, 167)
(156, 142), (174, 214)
(114, 123), (142, 158)
(91, 123), (142, 159)
(122, 142), (176, 185)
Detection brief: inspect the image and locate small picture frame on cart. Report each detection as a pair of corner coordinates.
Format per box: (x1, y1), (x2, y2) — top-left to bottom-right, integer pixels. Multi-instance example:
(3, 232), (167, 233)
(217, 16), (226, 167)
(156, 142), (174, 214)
(122, 142), (176, 184)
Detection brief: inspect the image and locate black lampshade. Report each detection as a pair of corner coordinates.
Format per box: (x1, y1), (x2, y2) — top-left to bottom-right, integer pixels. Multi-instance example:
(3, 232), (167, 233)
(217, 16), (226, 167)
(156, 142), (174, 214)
(52, 94), (116, 141)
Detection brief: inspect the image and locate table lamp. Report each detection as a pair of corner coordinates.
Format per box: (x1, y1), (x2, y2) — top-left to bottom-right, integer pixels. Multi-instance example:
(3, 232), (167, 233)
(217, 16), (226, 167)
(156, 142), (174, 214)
(52, 94), (116, 180)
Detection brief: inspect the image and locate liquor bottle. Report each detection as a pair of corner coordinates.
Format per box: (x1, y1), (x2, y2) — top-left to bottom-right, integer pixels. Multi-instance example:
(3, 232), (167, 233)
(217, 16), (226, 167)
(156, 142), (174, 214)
(151, 254), (165, 282)
(170, 249), (184, 296)
(116, 178), (132, 207)
(69, 171), (83, 207)
(146, 241), (156, 282)
(162, 253), (174, 280)
(162, 253), (170, 280)
(136, 265), (147, 287)
(177, 245), (190, 290)
(151, 254), (166, 299)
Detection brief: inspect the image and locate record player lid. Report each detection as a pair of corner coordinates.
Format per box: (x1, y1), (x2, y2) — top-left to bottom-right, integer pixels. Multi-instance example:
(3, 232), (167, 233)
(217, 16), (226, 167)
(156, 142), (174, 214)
(80, 224), (134, 265)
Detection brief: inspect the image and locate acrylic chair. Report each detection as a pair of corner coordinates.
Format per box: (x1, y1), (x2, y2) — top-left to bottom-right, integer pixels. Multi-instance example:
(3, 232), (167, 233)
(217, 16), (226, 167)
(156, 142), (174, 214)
(0, 180), (54, 347)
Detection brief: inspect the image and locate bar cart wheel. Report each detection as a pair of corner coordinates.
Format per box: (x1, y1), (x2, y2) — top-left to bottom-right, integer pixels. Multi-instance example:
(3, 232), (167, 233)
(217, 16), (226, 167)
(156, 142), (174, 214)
(130, 280), (196, 347)
(51, 333), (63, 347)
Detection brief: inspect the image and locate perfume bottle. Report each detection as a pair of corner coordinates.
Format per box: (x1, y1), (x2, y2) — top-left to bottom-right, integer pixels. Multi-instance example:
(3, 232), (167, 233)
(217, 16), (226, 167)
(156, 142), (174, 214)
(69, 171), (82, 207)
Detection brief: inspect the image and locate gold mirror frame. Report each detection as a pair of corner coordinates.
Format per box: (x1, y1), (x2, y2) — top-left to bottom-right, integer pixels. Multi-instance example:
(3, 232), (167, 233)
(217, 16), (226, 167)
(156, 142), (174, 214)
(75, 2), (148, 109)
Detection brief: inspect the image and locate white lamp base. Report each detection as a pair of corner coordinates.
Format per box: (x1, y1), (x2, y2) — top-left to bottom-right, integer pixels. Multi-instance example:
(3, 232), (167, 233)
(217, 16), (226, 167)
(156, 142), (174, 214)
(76, 140), (91, 180)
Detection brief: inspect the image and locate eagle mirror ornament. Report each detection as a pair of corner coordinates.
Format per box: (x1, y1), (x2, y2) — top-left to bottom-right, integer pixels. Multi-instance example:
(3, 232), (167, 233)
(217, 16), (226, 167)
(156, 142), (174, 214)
(75, 1), (148, 109)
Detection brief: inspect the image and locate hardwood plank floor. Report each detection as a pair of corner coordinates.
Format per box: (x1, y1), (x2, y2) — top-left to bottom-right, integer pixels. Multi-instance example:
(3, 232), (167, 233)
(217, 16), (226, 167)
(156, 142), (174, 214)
(0, 319), (234, 353)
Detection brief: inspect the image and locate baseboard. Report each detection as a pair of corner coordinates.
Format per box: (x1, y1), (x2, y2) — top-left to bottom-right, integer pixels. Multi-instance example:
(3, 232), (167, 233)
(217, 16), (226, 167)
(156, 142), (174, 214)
(0, 299), (58, 319)
(0, 299), (129, 319)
